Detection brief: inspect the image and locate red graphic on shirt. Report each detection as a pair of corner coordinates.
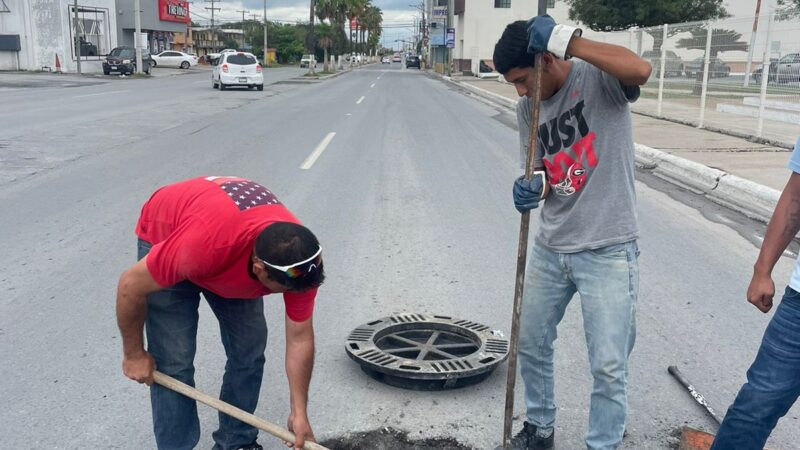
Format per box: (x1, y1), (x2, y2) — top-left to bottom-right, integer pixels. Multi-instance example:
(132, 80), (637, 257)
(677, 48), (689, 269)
(537, 100), (597, 196)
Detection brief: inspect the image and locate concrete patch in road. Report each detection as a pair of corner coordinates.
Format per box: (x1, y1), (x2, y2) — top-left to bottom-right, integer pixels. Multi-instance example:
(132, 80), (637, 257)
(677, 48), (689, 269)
(320, 428), (475, 450)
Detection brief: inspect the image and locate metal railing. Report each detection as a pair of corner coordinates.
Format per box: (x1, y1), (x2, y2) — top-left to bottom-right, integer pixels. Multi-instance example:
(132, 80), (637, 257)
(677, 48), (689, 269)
(589, 13), (800, 147)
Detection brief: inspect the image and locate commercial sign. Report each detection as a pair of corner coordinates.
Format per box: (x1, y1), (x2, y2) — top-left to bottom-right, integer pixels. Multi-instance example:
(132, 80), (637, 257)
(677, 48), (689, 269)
(446, 27), (455, 48)
(432, 6), (447, 19)
(158, 0), (190, 23)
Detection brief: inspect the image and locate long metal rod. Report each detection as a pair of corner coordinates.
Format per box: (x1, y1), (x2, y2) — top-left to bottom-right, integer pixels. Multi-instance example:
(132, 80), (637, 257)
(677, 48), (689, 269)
(502, 2), (548, 447)
(667, 365), (724, 425)
(153, 371), (329, 450)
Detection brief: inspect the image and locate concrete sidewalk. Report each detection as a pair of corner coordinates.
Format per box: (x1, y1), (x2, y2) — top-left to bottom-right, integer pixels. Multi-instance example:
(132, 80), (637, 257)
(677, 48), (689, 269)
(447, 74), (795, 222)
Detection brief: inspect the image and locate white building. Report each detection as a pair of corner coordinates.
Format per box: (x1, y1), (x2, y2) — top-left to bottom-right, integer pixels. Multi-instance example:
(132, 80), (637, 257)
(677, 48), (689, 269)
(0, 0), (118, 72)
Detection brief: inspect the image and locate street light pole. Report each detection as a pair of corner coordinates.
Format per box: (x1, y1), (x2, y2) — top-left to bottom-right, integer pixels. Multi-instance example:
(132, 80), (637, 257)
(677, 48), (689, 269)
(73, 0), (81, 74)
(134, 0), (143, 73)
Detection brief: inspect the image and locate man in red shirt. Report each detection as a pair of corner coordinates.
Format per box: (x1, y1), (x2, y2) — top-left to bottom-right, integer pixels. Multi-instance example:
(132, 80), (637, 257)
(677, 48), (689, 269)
(116, 176), (325, 450)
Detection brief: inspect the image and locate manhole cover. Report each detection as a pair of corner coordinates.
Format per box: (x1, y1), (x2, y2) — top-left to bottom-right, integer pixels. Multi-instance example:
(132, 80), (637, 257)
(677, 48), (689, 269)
(345, 313), (509, 390)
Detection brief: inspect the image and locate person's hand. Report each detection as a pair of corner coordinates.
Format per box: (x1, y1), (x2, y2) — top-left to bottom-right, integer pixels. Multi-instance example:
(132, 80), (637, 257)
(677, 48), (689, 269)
(285, 413), (315, 449)
(747, 271), (775, 313)
(526, 14), (582, 59)
(513, 173), (546, 213)
(122, 350), (155, 385)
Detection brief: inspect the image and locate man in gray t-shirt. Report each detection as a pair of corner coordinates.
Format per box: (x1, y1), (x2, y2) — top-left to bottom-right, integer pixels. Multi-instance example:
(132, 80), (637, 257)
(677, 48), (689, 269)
(493, 17), (651, 450)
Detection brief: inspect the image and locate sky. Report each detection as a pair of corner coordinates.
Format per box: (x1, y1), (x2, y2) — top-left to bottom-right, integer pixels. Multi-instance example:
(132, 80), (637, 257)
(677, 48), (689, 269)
(189, 0), (421, 50)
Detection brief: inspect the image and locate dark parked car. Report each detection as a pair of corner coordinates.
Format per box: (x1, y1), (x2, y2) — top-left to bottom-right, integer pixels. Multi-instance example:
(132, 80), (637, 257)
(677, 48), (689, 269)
(684, 57), (730, 78)
(641, 50), (683, 77)
(103, 46), (152, 75)
(405, 55), (420, 69)
(751, 58), (779, 84)
(79, 36), (97, 56)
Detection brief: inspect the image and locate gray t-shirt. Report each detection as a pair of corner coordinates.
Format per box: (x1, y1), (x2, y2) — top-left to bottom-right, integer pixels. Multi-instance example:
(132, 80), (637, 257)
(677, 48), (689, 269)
(517, 60), (639, 252)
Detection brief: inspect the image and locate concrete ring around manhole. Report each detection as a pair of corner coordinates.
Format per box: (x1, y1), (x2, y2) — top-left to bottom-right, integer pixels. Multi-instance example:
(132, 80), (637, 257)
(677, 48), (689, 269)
(345, 313), (509, 390)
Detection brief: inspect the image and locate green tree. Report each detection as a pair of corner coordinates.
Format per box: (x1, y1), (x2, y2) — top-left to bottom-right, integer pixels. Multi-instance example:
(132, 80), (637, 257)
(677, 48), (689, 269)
(776, 0), (800, 19)
(316, 22), (333, 71)
(347, 0), (368, 52)
(676, 28), (748, 58)
(565, 0), (729, 51)
(362, 5), (382, 55)
(223, 38), (239, 50)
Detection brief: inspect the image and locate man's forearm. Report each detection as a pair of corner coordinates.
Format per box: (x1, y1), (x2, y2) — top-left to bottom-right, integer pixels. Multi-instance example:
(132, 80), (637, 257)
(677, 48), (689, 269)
(567, 36), (651, 86)
(286, 338), (314, 414)
(116, 285), (148, 357)
(755, 178), (800, 276)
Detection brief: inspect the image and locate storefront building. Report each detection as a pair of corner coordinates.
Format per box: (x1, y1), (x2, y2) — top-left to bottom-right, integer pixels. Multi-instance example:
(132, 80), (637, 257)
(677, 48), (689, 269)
(0, 0), (118, 72)
(115, 0), (189, 54)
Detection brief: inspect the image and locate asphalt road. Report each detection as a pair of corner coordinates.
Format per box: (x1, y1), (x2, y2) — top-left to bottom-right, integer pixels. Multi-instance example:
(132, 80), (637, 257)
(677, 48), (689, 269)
(1, 63), (799, 449)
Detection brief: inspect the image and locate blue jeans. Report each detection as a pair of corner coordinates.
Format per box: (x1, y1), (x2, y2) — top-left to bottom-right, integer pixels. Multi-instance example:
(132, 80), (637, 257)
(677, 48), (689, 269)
(710, 286), (800, 450)
(138, 240), (268, 450)
(519, 240), (639, 450)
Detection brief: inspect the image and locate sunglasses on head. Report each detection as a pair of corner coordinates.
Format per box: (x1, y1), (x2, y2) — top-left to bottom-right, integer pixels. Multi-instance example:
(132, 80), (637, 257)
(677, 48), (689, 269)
(259, 246), (322, 279)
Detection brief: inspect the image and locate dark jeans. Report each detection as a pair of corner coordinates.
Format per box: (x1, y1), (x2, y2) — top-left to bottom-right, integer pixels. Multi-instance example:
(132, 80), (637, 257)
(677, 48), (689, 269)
(711, 286), (800, 450)
(138, 240), (267, 450)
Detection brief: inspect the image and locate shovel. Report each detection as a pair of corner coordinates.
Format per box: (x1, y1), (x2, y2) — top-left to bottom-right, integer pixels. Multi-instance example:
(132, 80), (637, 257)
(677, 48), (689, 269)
(153, 371), (329, 450)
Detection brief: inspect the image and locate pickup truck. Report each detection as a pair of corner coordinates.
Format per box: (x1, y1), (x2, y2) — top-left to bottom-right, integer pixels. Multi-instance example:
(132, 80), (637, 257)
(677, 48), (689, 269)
(207, 48), (237, 64)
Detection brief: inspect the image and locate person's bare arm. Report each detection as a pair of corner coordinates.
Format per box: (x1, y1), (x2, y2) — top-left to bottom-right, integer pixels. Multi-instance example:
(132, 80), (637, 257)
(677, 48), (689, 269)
(749, 172), (800, 313)
(284, 315), (316, 449)
(116, 256), (163, 384)
(567, 36), (652, 86)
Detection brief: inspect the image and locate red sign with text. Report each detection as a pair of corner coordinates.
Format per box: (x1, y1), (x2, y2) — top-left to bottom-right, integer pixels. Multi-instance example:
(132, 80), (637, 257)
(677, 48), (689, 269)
(159, 0), (190, 23)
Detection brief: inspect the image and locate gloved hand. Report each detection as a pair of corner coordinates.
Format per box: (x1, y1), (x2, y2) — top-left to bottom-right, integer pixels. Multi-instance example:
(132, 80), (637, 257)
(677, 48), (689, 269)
(513, 172), (546, 213)
(526, 14), (582, 59)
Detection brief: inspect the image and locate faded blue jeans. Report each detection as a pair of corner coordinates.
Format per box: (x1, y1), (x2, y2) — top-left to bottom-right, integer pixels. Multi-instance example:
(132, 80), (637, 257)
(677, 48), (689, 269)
(138, 240), (267, 450)
(710, 286), (800, 450)
(519, 240), (639, 450)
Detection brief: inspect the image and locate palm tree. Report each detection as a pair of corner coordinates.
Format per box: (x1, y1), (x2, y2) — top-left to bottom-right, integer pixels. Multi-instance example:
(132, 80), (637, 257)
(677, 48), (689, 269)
(347, 0), (367, 53)
(361, 5), (381, 56)
(316, 23), (333, 71)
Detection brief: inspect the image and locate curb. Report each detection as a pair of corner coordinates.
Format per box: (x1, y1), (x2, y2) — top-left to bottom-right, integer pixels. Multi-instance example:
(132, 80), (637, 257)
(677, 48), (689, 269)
(446, 76), (781, 223)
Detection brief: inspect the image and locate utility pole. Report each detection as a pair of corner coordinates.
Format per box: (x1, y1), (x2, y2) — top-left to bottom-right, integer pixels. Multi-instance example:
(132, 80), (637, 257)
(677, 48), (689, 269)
(264, 0), (269, 66)
(446, 0), (452, 76)
(205, 0), (220, 29)
(237, 9), (247, 48)
(307, 0), (315, 55)
(744, 0), (763, 87)
(134, 0), (143, 73)
(73, 0), (81, 74)
(205, 0), (221, 52)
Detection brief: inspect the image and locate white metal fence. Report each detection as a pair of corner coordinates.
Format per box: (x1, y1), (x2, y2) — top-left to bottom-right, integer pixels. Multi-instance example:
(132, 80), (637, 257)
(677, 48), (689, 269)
(588, 14), (800, 147)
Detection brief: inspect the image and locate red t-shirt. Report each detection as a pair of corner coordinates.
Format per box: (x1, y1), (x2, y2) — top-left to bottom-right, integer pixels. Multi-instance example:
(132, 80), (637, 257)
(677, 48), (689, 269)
(135, 176), (316, 322)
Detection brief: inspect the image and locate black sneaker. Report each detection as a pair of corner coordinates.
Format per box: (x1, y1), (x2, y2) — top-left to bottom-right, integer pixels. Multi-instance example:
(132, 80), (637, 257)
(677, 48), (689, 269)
(495, 421), (555, 450)
(237, 443), (263, 450)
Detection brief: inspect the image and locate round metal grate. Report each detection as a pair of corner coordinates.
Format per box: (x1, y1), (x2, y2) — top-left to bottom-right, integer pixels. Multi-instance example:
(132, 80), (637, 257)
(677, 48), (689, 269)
(345, 313), (509, 390)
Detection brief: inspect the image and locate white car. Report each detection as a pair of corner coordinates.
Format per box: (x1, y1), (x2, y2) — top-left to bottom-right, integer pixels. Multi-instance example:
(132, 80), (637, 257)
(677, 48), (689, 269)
(207, 48), (237, 64)
(151, 50), (197, 69)
(212, 52), (263, 91)
(300, 54), (317, 68)
(381, 57), (390, 64)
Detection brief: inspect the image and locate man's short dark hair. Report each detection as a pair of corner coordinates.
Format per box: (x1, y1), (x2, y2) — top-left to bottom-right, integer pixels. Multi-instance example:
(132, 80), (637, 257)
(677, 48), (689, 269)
(255, 222), (325, 291)
(493, 20), (533, 75)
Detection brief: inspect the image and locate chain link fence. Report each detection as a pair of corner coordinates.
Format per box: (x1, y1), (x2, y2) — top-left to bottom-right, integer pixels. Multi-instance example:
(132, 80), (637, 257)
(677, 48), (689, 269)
(587, 14), (800, 148)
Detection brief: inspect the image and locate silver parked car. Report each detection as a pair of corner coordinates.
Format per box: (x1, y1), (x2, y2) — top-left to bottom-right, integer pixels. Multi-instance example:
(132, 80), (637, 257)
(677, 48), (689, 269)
(775, 53), (800, 83)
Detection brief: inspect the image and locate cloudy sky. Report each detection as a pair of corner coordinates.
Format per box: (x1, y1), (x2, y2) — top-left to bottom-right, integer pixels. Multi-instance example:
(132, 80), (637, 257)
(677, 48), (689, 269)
(190, 0), (420, 49)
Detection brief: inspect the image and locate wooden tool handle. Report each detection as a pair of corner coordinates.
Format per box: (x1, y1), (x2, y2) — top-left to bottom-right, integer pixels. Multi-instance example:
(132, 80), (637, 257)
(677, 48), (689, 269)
(153, 371), (329, 450)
